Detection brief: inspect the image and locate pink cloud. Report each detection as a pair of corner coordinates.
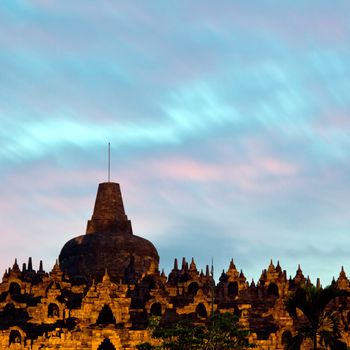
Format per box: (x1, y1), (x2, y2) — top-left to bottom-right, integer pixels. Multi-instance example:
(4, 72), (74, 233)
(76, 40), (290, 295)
(316, 109), (350, 130)
(259, 157), (297, 176)
(140, 155), (299, 195)
(153, 158), (221, 182)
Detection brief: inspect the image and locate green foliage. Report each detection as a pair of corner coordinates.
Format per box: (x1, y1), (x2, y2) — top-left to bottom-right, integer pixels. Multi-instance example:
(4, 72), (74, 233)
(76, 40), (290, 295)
(204, 313), (252, 350)
(137, 343), (155, 350)
(284, 285), (345, 350)
(137, 313), (253, 350)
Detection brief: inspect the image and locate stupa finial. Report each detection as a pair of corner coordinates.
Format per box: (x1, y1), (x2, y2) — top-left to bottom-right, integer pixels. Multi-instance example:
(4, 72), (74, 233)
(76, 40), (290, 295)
(108, 142), (111, 183)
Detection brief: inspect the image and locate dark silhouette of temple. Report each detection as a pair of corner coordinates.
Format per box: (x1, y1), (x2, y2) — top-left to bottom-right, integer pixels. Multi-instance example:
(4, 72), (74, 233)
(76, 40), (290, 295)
(59, 182), (159, 284)
(1, 181), (350, 349)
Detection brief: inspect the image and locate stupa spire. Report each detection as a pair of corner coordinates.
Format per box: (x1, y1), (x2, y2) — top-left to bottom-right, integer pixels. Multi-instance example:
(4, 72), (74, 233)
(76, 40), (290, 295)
(28, 257), (33, 271)
(86, 182), (133, 235)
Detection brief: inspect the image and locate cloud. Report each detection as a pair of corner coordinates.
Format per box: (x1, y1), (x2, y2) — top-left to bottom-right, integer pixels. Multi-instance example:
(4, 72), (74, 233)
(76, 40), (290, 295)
(1, 0), (350, 285)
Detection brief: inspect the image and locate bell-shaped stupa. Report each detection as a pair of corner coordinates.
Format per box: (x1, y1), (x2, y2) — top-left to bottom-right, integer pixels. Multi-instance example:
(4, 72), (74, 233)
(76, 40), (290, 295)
(59, 182), (159, 283)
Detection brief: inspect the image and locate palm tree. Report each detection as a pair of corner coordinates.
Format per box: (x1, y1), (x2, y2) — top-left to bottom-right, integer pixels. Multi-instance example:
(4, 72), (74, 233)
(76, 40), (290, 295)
(285, 285), (345, 350)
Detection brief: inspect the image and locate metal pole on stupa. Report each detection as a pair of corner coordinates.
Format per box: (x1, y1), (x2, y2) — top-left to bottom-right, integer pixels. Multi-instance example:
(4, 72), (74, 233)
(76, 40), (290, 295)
(108, 142), (111, 183)
(211, 257), (214, 318)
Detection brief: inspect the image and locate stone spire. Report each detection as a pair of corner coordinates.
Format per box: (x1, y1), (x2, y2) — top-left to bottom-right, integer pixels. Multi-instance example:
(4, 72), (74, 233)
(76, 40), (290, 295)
(37, 260), (45, 277)
(293, 264), (306, 285)
(219, 270), (227, 283)
(205, 265), (210, 277)
(229, 259), (236, 270)
(276, 260), (282, 273)
(12, 258), (20, 272)
(24, 257), (35, 278)
(8, 259), (21, 279)
(339, 266), (347, 279)
(268, 259), (275, 272)
(50, 260), (63, 280)
(179, 257), (189, 275)
(226, 259), (239, 280)
(190, 257), (197, 271)
(2, 269), (9, 280)
(39, 260), (44, 273)
(28, 257), (33, 271)
(189, 257), (199, 278)
(102, 268), (111, 283)
(168, 258), (181, 283)
(336, 266), (349, 290)
(86, 182), (133, 235)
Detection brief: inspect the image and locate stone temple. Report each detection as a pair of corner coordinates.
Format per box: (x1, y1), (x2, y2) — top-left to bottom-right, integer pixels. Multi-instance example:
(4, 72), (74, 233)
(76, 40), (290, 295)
(1, 181), (350, 349)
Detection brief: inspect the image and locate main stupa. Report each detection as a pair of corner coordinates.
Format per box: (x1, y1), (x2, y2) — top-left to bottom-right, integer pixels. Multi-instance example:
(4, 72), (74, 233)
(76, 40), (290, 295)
(59, 182), (159, 283)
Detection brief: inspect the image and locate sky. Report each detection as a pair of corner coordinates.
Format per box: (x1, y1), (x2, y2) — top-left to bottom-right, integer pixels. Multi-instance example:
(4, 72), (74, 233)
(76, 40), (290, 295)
(1, 1), (350, 285)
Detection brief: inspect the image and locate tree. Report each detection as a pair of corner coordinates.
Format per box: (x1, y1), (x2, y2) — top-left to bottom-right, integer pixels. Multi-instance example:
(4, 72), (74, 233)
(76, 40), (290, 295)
(137, 312), (252, 350)
(285, 285), (345, 350)
(203, 313), (252, 350)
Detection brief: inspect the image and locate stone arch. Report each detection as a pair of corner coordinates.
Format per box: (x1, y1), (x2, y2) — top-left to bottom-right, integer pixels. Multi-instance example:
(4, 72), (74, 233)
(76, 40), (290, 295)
(150, 302), (162, 317)
(281, 330), (292, 345)
(48, 303), (59, 318)
(267, 282), (279, 297)
(9, 282), (21, 295)
(97, 338), (116, 350)
(97, 304), (116, 325)
(195, 303), (207, 319)
(227, 281), (239, 297)
(9, 329), (21, 345)
(187, 282), (199, 296)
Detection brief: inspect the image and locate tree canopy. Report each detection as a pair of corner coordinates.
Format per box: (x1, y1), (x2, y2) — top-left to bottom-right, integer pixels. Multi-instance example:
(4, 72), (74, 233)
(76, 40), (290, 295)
(137, 312), (252, 350)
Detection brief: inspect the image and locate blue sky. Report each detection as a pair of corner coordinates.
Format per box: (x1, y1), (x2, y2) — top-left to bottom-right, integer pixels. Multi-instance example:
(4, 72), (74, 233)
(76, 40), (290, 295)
(1, 1), (350, 284)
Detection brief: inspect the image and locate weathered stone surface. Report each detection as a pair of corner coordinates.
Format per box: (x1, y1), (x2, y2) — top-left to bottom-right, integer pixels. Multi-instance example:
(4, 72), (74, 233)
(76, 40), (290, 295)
(86, 182), (131, 235)
(59, 231), (159, 284)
